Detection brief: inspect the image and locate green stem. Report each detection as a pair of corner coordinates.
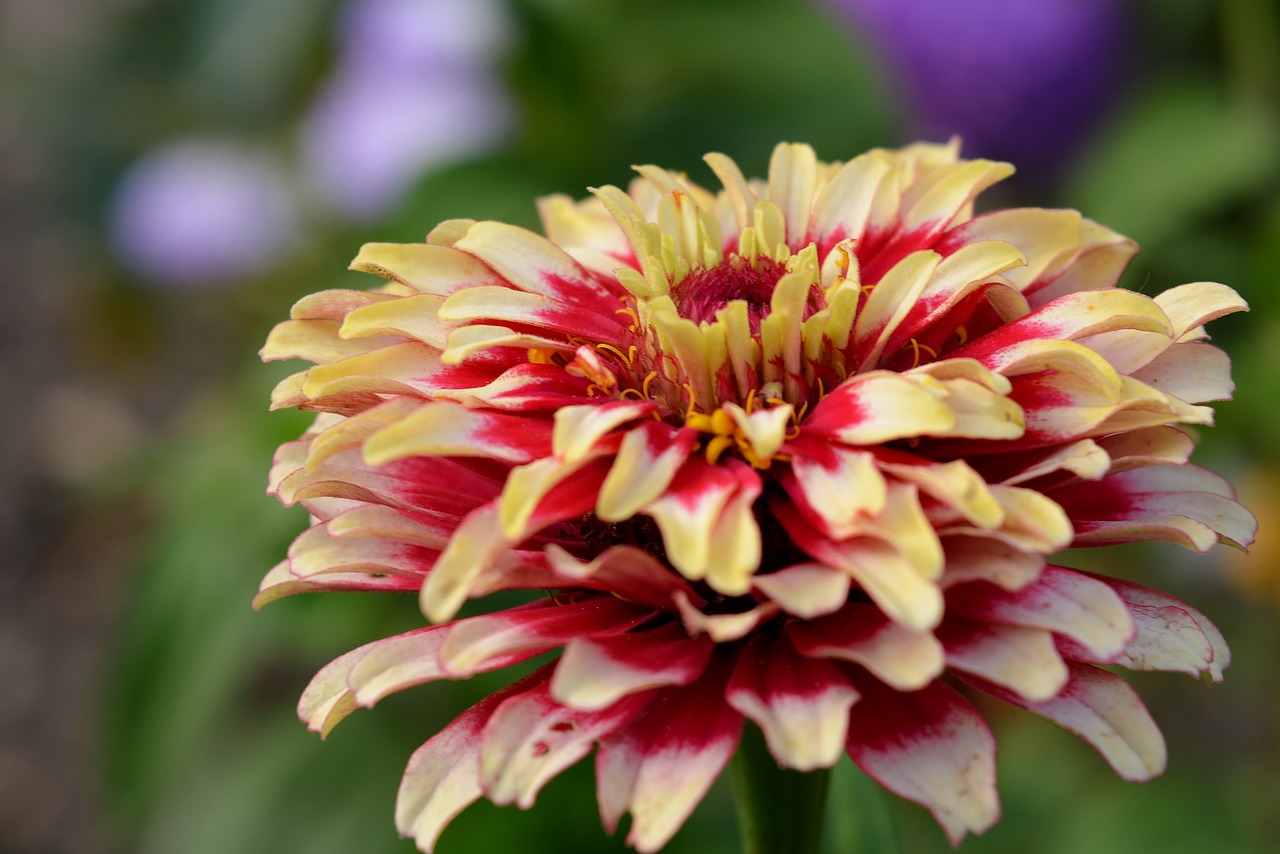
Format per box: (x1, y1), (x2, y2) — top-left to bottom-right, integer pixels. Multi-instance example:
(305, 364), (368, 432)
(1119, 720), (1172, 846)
(729, 725), (831, 854)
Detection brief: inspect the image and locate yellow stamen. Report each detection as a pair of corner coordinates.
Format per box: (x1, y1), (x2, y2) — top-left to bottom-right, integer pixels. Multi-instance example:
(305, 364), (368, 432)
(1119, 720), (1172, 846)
(619, 388), (645, 400)
(682, 383), (698, 418)
(704, 435), (734, 464)
(641, 371), (658, 400)
(685, 411), (714, 432)
(614, 306), (640, 331)
(595, 342), (633, 367)
(528, 348), (556, 365)
(907, 338), (937, 369)
(954, 324), (969, 346)
(709, 408), (734, 436)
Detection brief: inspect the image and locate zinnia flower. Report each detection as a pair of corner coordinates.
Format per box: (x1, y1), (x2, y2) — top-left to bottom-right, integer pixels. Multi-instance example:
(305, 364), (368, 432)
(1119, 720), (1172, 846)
(260, 141), (1254, 851)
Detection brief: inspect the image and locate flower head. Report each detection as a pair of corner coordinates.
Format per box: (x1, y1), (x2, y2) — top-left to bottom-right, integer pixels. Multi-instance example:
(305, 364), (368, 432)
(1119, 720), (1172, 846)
(261, 141), (1254, 851)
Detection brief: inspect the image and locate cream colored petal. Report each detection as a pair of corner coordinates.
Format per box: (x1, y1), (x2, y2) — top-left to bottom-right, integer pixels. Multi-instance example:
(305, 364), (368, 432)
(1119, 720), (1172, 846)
(999, 439), (1111, 486)
(752, 563), (851, 618)
(350, 241), (504, 295)
(723, 402), (793, 463)
(262, 318), (396, 364)
(1154, 282), (1248, 340)
(552, 401), (655, 462)
(805, 372), (956, 445)
(939, 536), (1045, 591)
(790, 446), (887, 538)
(441, 324), (576, 363)
(704, 151), (759, 232)
(943, 622), (1069, 702)
(421, 503), (507, 623)
(1131, 341), (1235, 403)
(854, 250), (942, 369)
(597, 424), (697, 522)
(810, 152), (893, 252)
(340, 293), (451, 348)
(767, 142), (819, 247)
(880, 459), (1004, 529)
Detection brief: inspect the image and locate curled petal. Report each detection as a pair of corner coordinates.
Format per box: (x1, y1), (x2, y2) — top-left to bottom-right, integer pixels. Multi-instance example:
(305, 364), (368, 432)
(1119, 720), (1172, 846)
(786, 443), (887, 539)
(597, 423), (698, 521)
(1069, 576), (1230, 681)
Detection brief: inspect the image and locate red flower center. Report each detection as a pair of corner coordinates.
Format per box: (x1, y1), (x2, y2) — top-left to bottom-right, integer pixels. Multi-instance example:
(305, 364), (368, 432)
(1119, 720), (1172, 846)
(672, 256), (823, 332)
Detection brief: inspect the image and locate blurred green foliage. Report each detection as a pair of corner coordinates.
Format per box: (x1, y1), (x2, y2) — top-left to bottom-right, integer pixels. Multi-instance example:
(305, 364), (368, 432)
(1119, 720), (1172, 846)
(65, 0), (1280, 852)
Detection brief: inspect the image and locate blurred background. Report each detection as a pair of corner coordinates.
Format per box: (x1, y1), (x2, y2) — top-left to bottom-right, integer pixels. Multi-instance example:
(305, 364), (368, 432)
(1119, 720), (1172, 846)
(2, 0), (1279, 851)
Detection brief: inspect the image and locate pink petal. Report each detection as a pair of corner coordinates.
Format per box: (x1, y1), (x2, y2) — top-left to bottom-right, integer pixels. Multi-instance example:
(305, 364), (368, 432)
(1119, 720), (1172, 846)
(975, 662), (1167, 781)
(953, 288), (1172, 366)
(1067, 575), (1229, 681)
(439, 284), (627, 343)
(552, 624), (713, 711)
(805, 372), (956, 445)
(254, 559), (421, 607)
(299, 341), (507, 406)
(396, 670), (545, 852)
(939, 618), (1068, 702)
(296, 629), (433, 738)
(453, 220), (623, 310)
(947, 566), (1135, 661)
(365, 400), (555, 465)
(787, 602), (944, 691)
(845, 677), (1000, 845)
(345, 604), (551, 708)
(432, 363), (594, 412)
(481, 676), (651, 809)
(1053, 464), (1256, 551)
(595, 659), (744, 852)
(726, 633), (859, 770)
(439, 595), (654, 676)
(545, 544), (701, 611)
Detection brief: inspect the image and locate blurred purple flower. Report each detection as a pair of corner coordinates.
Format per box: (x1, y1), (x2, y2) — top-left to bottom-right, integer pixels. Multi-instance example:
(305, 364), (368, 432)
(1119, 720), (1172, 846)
(827, 0), (1128, 179)
(110, 138), (298, 288)
(302, 0), (513, 219)
(336, 0), (511, 75)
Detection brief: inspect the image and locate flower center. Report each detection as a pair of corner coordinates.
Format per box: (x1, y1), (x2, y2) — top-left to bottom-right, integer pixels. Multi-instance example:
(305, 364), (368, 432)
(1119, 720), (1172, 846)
(672, 256), (822, 332)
